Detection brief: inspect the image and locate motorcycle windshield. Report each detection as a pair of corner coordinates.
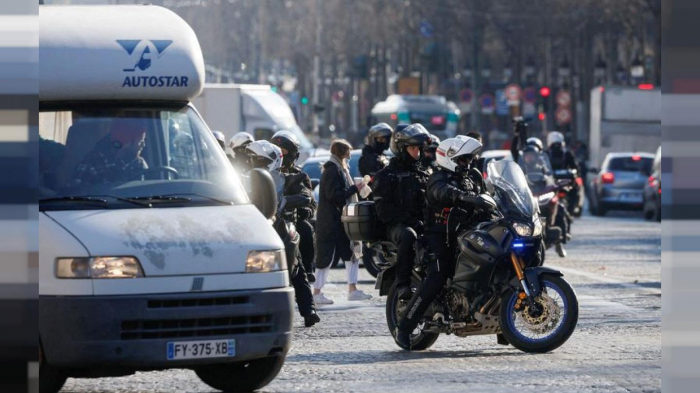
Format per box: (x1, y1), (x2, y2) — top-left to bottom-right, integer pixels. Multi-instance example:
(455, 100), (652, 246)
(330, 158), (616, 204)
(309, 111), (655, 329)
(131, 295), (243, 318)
(518, 151), (555, 192)
(487, 159), (536, 219)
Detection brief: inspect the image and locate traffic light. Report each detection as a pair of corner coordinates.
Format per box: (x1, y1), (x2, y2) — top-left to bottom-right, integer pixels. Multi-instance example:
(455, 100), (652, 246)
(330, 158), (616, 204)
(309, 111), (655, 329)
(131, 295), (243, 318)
(539, 86), (551, 97)
(301, 97), (309, 105)
(270, 86), (278, 93)
(538, 112), (546, 121)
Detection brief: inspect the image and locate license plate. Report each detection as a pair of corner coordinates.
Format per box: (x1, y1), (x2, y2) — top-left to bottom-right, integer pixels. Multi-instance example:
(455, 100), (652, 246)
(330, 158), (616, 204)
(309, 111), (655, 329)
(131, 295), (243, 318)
(620, 193), (642, 203)
(167, 339), (235, 361)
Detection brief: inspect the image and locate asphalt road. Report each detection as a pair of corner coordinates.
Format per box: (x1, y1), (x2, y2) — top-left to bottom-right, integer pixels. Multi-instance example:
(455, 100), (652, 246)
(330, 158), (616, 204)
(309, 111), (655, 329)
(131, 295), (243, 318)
(60, 210), (661, 393)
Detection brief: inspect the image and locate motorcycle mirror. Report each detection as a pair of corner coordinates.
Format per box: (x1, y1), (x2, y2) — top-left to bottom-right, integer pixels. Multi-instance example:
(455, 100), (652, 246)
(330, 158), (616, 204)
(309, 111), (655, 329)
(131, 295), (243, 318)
(249, 168), (278, 220)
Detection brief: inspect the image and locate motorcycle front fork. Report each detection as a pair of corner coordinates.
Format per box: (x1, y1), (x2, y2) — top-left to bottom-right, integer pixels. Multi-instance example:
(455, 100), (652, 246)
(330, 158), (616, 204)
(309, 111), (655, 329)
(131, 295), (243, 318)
(510, 252), (538, 309)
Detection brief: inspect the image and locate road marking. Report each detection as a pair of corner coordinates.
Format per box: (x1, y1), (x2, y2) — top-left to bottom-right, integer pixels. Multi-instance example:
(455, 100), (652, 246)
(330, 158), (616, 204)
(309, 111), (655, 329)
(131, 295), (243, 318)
(549, 264), (661, 295)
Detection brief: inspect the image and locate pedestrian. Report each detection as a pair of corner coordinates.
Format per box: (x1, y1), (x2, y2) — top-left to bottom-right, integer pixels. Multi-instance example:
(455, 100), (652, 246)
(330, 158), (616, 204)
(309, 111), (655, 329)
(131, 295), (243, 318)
(314, 139), (372, 305)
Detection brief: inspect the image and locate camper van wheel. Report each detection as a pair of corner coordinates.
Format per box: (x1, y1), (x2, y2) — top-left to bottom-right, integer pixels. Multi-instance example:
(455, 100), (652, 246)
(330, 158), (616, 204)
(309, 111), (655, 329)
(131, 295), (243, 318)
(196, 355), (285, 393)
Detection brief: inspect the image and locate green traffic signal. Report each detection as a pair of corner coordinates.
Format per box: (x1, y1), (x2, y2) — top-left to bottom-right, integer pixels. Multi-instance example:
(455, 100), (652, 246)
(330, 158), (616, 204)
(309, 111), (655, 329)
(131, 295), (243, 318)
(301, 97), (309, 105)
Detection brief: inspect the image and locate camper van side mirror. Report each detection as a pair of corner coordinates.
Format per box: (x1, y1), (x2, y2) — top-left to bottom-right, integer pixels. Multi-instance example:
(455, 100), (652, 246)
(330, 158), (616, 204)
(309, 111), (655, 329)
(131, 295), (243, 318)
(310, 178), (320, 189)
(249, 169), (278, 220)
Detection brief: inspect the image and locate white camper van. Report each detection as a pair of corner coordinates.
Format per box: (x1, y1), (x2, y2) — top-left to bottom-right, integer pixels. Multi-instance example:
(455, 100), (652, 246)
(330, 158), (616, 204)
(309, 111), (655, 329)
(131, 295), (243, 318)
(39, 5), (292, 393)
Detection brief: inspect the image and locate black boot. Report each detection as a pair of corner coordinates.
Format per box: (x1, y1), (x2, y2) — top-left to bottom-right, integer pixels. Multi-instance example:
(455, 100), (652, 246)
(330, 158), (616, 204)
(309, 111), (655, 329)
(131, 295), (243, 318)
(394, 328), (412, 350)
(304, 311), (320, 327)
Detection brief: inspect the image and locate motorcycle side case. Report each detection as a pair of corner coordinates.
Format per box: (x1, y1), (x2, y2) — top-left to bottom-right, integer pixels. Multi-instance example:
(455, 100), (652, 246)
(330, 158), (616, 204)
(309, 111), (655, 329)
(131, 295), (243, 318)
(452, 226), (510, 292)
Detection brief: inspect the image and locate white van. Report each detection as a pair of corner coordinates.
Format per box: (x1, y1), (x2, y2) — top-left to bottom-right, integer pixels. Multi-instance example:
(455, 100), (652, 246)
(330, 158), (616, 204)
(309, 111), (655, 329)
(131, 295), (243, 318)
(192, 83), (325, 164)
(39, 5), (292, 393)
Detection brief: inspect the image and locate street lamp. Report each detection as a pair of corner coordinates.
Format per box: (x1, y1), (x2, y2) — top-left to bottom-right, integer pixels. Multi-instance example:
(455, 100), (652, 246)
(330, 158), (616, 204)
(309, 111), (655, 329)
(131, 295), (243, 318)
(630, 56), (645, 80)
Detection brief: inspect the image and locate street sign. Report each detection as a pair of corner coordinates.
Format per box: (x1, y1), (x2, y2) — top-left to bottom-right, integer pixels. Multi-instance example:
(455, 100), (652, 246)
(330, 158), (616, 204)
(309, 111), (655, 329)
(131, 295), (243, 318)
(556, 90), (572, 107)
(504, 84), (522, 106)
(480, 93), (495, 115)
(523, 102), (537, 117)
(523, 87), (537, 104)
(555, 107), (572, 125)
(458, 88), (473, 114)
(495, 89), (509, 116)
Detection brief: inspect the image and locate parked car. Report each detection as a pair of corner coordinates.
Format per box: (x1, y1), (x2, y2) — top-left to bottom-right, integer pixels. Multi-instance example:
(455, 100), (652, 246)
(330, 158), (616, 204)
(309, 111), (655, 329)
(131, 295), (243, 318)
(588, 152), (655, 216)
(643, 146), (662, 221)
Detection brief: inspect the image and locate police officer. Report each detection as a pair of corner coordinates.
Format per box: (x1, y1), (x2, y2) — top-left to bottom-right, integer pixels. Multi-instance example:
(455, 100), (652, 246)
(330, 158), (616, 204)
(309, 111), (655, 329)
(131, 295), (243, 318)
(271, 130), (318, 284)
(395, 136), (496, 349)
(245, 140), (320, 327)
(228, 132), (255, 173)
(420, 134), (440, 172)
(373, 123), (431, 301)
(359, 123), (392, 182)
(546, 131), (579, 173)
(212, 130), (226, 150)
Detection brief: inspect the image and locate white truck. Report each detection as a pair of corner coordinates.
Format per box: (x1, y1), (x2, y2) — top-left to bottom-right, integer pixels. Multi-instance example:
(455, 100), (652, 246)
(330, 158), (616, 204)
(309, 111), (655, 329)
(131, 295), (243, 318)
(191, 84), (322, 163)
(588, 85), (661, 168)
(39, 5), (293, 393)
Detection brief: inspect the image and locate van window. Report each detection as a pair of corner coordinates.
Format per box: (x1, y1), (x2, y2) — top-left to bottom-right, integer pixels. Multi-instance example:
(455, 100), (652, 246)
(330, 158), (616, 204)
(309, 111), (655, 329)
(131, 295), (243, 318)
(39, 104), (249, 210)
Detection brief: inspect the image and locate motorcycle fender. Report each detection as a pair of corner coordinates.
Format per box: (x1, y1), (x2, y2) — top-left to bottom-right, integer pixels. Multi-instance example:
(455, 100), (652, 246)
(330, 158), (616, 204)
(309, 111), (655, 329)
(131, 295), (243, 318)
(523, 267), (564, 297)
(376, 266), (396, 296)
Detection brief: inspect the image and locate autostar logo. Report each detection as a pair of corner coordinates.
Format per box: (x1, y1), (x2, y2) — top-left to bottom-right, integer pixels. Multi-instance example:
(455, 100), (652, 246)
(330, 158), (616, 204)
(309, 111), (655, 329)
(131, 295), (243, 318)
(116, 39), (189, 88)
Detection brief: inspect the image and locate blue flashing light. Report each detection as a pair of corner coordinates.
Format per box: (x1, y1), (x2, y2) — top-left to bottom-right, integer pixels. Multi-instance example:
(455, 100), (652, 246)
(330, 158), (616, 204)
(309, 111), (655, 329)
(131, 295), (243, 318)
(512, 242), (525, 249)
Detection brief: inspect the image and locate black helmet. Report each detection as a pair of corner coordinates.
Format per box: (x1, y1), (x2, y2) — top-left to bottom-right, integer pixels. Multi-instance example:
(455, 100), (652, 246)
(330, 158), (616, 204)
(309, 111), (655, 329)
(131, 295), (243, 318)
(390, 123), (430, 158)
(367, 123), (393, 151)
(427, 134), (441, 151)
(271, 130), (300, 168)
(526, 137), (543, 152)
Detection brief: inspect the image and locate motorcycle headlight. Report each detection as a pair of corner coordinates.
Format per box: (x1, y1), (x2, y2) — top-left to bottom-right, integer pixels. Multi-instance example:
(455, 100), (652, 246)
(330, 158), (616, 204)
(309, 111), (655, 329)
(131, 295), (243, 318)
(56, 257), (144, 279)
(533, 217), (543, 237)
(512, 222), (533, 237)
(538, 191), (556, 203)
(246, 250), (287, 273)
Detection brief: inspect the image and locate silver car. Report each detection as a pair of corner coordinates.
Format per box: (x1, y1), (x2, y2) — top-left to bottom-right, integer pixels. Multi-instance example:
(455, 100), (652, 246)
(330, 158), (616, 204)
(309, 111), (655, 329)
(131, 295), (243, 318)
(588, 152), (655, 216)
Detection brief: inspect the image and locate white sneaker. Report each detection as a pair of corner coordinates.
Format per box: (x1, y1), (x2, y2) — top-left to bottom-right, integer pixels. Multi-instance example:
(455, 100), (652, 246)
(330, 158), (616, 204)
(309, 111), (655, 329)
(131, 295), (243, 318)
(313, 293), (334, 305)
(347, 289), (372, 301)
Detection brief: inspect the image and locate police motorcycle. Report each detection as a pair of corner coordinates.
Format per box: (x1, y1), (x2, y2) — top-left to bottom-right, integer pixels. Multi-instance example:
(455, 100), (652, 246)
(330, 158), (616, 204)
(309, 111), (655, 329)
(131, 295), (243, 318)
(344, 159), (578, 353)
(518, 147), (572, 257)
(553, 168), (584, 218)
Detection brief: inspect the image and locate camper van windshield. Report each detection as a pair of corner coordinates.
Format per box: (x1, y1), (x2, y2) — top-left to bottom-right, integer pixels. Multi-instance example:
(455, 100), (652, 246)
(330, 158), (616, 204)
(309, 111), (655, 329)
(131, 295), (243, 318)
(39, 104), (249, 210)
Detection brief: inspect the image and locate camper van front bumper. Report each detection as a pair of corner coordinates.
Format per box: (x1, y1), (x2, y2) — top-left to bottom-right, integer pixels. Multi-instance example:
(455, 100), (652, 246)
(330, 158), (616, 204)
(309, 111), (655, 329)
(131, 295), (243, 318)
(39, 286), (293, 368)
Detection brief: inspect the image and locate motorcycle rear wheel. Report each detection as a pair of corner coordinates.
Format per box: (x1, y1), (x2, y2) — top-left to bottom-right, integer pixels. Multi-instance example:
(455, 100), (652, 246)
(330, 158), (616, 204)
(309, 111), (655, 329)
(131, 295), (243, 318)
(386, 282), (439, 351)
(499, 274), (578, 353)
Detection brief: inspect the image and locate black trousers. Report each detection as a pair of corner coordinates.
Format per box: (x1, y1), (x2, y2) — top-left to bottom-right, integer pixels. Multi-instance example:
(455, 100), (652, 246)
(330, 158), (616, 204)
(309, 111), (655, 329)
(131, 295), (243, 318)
(388, 224), (419, 288)
(296, 219), (315, 273)
(398, 232), (453, 333)
(289, 261), (315, 317)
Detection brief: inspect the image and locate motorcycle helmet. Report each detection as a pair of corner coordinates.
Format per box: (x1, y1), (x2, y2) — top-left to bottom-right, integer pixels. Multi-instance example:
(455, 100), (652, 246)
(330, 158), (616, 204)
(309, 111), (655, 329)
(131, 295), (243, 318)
(435, 136), (483, 173)
(526, 137), (544, 152)
(245, 140), (283, 172)
(367, 122), (393, 152)
(212, 130), (226, 150)
(390, 123), (430, 161)
(229, 132), (255, 157)
(271, 130), (301, 169)
(547, 131), (565, 149)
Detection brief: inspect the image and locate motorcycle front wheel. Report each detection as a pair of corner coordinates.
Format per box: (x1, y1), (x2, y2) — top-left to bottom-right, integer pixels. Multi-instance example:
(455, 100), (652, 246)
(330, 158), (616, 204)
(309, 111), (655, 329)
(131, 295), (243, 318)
(499, 274), (578, 353)
(386, 282), (439, 351)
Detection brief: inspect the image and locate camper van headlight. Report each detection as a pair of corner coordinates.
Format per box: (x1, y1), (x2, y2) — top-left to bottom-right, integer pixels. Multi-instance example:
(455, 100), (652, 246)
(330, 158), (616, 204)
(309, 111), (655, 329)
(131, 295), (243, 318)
(56, 257), (144, 279)
(512, 222), (533, 237)
(246, 250), (287, 273)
